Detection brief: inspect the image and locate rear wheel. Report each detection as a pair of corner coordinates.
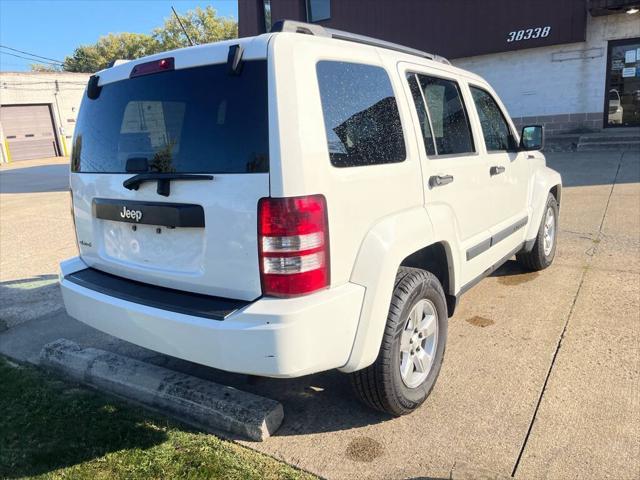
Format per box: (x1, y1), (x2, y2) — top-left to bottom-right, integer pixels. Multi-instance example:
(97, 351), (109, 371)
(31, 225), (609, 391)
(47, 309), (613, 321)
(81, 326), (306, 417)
(350, 267), (447, 416)
(517, 193), (558, 271)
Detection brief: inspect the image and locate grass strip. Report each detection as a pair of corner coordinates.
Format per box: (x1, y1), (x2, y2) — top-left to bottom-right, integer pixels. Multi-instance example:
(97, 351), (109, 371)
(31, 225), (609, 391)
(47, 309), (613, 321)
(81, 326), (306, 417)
(0, 357), (313, 480)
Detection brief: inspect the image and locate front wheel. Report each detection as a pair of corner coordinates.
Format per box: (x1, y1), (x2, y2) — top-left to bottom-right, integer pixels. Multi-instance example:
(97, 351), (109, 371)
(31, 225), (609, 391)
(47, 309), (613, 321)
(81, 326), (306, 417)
(350, 267), (448, 416)
(517, 193), (558, 271)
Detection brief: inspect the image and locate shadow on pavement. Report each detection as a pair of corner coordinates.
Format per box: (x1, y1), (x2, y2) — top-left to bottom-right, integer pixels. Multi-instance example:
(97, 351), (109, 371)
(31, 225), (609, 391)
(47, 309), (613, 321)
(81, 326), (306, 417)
(0, 275), (63, 330)
(546, 150), (639, 188)
(0, 164), (69, 193)
(491, 259), (529, 277)
(149, 355), (394, 436)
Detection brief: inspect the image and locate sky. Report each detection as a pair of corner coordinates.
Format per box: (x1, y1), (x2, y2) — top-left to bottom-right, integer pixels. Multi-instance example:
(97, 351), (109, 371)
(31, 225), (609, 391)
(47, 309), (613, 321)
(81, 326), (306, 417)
(0, 0), (238, 71)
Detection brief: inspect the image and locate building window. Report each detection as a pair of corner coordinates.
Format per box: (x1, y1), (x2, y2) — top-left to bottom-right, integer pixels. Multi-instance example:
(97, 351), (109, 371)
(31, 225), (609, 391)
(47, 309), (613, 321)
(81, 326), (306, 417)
(263, 0), (272, 32)
(605, 37), (640, 128)
(307, 0), (330, 22)
(316, 61), (406, 168)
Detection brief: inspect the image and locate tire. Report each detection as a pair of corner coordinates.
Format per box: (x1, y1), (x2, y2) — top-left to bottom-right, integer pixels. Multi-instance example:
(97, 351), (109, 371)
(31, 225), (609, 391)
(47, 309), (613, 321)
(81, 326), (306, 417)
(517, 193), (558, 271)
(350, 267), (448, 416)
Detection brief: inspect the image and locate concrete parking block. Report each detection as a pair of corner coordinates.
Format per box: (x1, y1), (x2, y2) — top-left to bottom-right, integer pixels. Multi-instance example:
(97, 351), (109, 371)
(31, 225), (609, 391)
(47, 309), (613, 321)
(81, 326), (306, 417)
(39, 338), (284, 442)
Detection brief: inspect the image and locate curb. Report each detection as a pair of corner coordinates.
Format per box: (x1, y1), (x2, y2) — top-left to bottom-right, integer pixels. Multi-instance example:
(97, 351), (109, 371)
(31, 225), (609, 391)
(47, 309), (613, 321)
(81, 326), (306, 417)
(39, 338), (283, 441)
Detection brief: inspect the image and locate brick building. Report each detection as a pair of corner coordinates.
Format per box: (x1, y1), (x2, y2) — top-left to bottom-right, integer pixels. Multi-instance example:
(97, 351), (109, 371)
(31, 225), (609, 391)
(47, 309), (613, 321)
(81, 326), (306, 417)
(239, 0), (640, 135)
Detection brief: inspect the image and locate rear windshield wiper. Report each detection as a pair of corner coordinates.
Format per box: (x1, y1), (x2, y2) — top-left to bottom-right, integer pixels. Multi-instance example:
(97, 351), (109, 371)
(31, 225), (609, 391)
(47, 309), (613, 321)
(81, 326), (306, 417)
(123, 173), (214, 197)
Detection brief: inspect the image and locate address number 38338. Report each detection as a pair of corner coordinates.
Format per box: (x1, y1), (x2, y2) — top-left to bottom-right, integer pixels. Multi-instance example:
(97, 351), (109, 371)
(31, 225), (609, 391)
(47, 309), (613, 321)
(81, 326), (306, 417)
(507, 26), (551, 43)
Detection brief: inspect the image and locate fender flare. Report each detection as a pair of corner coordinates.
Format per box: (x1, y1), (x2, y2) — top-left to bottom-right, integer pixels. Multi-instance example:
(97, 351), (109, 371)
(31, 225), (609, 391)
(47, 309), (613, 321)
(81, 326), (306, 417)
(340, 206), (456, 373)
(524, 166), (562, 248)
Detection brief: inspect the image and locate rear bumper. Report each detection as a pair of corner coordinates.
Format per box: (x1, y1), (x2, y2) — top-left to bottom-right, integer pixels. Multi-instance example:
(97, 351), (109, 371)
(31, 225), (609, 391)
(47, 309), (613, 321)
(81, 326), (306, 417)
(60, 257), (365, 378)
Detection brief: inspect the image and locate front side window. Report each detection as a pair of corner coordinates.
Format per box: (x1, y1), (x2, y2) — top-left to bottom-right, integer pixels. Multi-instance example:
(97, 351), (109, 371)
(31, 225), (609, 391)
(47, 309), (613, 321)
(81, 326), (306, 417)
(412, 74), (475, 156)
(470, 87), (517, 152)
(307, 0), (330, 22)
(316, 61), (406, 167)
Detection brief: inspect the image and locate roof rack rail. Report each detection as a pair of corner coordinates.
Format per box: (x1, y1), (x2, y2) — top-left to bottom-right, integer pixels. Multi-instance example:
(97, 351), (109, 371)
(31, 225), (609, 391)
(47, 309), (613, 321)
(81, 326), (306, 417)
(270, 20), (450, 65)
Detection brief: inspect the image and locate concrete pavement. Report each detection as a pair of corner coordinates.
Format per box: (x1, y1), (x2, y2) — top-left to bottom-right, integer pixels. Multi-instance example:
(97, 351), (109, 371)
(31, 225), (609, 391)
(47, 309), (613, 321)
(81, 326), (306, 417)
(0, 157), (76, 329)
(0, 151), (638, 479)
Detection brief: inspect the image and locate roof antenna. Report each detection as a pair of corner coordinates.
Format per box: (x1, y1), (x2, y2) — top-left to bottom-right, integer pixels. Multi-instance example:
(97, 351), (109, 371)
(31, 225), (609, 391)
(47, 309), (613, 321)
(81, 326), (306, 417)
(171, 6), (195, 46)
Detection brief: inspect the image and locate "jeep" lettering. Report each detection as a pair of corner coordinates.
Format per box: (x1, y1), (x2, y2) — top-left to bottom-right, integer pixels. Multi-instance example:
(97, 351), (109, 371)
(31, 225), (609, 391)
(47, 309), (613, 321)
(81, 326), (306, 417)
(120, 206), (143, 222)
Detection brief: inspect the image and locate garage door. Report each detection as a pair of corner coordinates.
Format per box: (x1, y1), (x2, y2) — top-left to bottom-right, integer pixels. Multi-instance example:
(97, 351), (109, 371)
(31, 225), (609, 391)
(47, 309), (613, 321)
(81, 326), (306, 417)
(1, 105), (59, 161)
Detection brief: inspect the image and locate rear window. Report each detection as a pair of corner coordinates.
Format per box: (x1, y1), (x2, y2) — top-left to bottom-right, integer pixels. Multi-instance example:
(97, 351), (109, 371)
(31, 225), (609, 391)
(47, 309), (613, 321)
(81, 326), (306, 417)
(71, 60), (268, 174)
(316, 61), (406, 168)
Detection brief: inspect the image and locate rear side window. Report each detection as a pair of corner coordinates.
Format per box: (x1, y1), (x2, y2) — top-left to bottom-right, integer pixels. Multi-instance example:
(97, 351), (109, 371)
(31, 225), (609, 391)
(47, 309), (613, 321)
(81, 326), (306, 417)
(316, 61), (406, 167)
(407, 74), (436, 156)
(410, 74), (474, 156)
(470, 87), (517, 152)
(71, 60), (269, 174)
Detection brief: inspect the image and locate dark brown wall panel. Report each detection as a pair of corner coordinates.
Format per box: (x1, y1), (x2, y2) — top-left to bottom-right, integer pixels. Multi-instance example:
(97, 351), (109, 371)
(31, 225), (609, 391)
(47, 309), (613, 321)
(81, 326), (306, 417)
(271, 0), (306, 24)
(240, 0), (588, 58)
(238, 0), (264, 38)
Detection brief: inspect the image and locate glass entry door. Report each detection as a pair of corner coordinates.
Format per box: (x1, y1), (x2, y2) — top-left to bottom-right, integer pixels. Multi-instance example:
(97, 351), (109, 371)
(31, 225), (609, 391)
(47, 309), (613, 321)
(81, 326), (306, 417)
(605, 38), (640, 128)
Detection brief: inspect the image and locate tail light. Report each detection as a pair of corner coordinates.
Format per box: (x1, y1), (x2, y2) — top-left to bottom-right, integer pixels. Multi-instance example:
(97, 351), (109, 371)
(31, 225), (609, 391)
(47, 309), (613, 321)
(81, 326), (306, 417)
(258, 195), (330, 297)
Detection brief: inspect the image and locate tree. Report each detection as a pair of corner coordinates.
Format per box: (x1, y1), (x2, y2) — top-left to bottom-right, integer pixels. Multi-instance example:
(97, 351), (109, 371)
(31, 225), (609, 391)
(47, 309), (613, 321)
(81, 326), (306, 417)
(152, 6), (238, 50)
(63, 33), (160, 73)
(30, 63), (61, 72)
(62, 7), (237, 73)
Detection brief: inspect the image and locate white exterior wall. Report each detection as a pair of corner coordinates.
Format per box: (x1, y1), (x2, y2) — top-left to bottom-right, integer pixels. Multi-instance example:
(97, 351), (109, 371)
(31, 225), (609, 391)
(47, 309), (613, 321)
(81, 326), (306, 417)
(0, 72), (90, 162)
(453, 13), (640, 131)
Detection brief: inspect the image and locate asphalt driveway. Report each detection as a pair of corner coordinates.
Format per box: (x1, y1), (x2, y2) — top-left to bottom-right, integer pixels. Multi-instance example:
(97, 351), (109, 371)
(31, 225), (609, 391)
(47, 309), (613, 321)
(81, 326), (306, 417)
(0, 151), (638, 479)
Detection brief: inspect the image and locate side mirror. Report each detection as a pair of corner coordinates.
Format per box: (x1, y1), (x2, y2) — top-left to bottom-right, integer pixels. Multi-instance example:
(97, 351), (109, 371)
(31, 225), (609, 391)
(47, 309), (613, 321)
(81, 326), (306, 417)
(520, 125), (544, 151)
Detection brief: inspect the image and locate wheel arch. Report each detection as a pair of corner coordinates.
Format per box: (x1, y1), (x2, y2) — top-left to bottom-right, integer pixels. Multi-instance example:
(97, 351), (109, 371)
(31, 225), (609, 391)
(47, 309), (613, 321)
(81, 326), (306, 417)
(341, 207), (459, 373)
(550, 183), (562, 208)
(525, 167), (562, 245)
(400, 241), (457, 316)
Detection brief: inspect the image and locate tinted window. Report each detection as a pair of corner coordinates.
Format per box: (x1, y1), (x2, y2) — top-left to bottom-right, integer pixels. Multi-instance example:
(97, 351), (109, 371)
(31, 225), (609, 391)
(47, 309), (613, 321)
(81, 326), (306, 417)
(317, 61), (406, 167)
(470, 87), (517, 152)
(416, 75), (474, 156)
(71, 60), (269, 174)
(407, 74), (436, 156)
(307, 0), (330, 22)
(263, 0), (272, 31)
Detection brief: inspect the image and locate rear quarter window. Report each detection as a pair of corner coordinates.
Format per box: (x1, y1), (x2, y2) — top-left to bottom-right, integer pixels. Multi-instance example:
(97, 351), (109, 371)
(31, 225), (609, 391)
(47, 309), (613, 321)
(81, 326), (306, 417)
(316, 61), (406, 168)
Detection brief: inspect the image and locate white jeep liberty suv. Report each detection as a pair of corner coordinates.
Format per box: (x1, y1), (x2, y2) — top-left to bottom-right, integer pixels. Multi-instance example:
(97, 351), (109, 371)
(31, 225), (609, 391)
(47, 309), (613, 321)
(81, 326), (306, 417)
(60, 21), (561, 416)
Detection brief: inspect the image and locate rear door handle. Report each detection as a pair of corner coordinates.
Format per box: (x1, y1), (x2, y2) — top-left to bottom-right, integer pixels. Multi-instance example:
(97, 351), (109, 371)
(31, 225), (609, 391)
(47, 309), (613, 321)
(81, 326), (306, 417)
(429, 175), (454, 187)
(490, 166), (506, 176)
